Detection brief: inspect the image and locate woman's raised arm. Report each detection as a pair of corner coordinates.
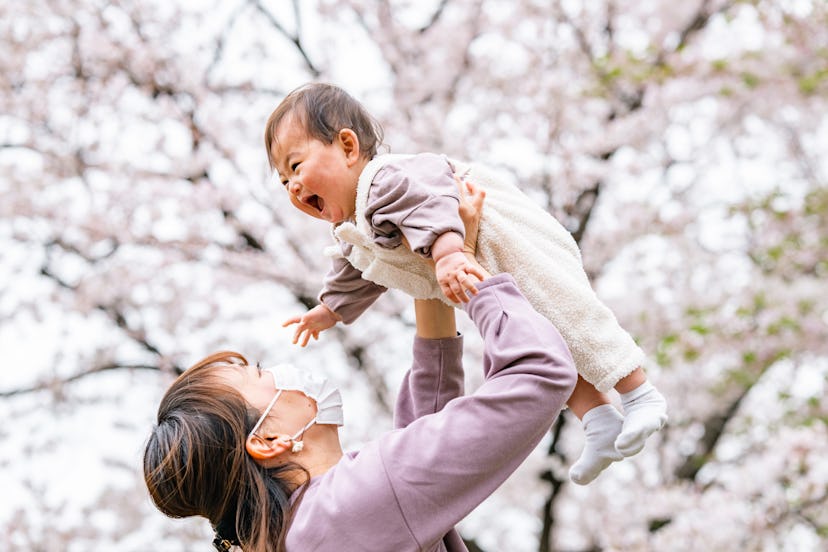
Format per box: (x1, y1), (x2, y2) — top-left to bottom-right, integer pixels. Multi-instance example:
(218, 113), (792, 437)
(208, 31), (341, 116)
(394, 299), (463, 430)
(394, 178), (489, 429)
(378, 273), (578, 549)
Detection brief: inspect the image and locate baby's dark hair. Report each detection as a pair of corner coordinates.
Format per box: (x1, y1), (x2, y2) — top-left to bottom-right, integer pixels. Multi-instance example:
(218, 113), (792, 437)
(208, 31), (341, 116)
(264, 83), (384, 169)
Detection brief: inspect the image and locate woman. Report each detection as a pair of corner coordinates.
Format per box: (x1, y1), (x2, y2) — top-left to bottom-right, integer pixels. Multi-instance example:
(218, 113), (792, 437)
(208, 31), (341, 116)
(143, 196), (577, 552)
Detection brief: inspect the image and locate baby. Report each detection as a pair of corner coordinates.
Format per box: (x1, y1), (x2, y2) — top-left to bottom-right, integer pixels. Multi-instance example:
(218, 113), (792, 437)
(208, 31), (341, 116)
(265, 83), (667, 485)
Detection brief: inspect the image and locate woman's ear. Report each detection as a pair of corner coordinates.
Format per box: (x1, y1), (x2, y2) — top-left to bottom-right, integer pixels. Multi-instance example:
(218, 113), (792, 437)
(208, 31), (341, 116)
(246, 433), (291, 461)
(337, 128), (361, 166)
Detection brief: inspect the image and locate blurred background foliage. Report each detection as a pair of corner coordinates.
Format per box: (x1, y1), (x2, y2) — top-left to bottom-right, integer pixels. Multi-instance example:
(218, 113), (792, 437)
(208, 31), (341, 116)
(1, 0), (826, 550)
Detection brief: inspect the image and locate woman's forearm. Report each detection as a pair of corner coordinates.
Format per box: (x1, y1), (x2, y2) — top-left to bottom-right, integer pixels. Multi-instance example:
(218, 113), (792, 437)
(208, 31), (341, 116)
(414, 298), (456, 339)
(395, 299), (461, 430)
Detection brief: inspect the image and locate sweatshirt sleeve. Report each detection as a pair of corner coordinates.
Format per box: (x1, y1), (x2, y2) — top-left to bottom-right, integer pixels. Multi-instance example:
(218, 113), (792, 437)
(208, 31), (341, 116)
(318, 250), (387, 325)
(365, 153), (465, 257)
(378, 273), (578, 548)
(393, 334), (464, 430)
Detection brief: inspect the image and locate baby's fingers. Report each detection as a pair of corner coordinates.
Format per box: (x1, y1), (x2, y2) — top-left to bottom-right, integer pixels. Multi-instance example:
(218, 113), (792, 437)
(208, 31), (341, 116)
(282, 316), (302, 328)
(292, 324), (309, 345)
(461, 273), (481, 297)
(441, 281), (460, 304)
(456, 272), (483, 302)
(465, 263), (487, 283)
(449, 277), (470, 304)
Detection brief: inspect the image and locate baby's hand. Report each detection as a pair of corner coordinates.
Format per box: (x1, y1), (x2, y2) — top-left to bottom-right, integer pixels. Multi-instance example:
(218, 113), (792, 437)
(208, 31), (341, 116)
(282, 304), (340, 347)
(435, 250), (487, 304)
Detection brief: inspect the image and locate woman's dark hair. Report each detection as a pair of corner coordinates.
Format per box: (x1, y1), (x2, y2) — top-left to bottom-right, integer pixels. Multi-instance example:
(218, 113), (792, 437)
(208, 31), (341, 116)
(143, 351), (307, 552)
(264, 82), (384, 169)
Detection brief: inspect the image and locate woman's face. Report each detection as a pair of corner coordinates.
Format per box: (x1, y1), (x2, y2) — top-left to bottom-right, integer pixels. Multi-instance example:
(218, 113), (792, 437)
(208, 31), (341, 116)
(218, 364), (318, 437)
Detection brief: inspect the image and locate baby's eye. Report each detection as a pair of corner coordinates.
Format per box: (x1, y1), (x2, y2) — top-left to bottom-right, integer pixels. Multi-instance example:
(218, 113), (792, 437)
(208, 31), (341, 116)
(291, 162), (299, 172)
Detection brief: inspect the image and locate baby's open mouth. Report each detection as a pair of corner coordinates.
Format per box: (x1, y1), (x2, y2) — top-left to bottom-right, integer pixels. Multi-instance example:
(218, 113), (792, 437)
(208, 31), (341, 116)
(306, 195), (322, 212)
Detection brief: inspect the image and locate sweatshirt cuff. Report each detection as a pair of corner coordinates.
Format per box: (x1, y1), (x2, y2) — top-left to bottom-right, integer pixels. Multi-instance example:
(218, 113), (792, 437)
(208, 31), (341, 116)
(412, 332), (464, 351)
(462, 273), (520, 316)
(469, 272), (516, 293)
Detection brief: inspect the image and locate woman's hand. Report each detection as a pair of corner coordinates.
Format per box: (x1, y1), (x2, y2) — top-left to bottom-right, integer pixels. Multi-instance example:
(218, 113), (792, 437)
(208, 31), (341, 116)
(455, 177), (485, 257)
(454, 176), (491, 282)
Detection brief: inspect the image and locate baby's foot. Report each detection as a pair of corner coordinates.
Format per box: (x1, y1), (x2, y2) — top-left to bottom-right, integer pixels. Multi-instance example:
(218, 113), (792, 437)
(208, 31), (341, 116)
(569, 404), (624, 485)
(615, 381), (667, 457)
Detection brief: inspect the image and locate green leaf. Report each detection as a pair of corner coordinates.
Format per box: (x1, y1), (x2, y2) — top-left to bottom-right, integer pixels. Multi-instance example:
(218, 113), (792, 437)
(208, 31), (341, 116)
(690, 324), (710, 335)
(742, 72), (759, 88)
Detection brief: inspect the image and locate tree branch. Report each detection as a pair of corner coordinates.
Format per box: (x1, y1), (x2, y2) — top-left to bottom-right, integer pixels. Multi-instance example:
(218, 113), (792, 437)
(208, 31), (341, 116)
(251, 0), (321, 77)
(655, 0), (735, 67)
(539, 415), (568, 552)
(569, 181), (602, 246)
(38, 241), (174, 371)
(206, 1), (249, 80)
(338, 334), (394, 416)
(0, 362), (162, 398)
(674, 388), (747, 480)
(418, 0), (451, 34)
(675, 351), (776, 481)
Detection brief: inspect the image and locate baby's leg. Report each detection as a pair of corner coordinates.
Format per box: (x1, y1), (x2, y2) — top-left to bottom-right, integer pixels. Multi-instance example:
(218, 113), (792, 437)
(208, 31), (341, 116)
(568, 376), (623, 485)
(614, 368), (668, 457)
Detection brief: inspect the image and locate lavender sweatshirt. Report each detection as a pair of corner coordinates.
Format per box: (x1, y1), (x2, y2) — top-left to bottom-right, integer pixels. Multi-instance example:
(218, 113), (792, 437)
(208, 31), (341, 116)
(285, 274), (577, 551)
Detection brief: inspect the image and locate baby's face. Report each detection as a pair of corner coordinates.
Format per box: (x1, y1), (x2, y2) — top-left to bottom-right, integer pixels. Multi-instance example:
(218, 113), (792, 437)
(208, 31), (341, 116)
(270, 115), (359, 224)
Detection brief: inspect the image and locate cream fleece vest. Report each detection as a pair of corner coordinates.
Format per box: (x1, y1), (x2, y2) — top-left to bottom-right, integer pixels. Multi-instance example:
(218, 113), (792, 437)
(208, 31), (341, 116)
(331, 154), (645, 392)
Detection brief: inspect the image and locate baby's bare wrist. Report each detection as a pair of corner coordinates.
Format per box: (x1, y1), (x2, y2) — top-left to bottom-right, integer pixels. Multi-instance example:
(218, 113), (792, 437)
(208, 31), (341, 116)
(431, 232), (465, 262)
(436, 250), (466, 266)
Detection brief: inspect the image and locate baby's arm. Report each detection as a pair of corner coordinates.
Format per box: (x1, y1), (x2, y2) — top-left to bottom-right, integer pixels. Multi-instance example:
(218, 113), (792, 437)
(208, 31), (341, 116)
(432, 178), (487, 303)
(366, 153), (486, 303)
(283, 253), (387, 347)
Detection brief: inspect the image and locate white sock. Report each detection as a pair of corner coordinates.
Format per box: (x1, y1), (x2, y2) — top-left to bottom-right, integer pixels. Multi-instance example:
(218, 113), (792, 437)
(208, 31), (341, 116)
(615, 381), (668, 457)
(569, 404), (624, 485)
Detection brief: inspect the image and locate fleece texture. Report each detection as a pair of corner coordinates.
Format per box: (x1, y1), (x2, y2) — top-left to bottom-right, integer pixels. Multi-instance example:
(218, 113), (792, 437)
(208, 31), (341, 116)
(333, 154), (644, 392)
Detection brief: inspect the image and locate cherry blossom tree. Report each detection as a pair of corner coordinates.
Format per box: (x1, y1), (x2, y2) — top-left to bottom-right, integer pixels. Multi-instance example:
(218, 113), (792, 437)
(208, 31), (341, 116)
(1, 0), (825, 550)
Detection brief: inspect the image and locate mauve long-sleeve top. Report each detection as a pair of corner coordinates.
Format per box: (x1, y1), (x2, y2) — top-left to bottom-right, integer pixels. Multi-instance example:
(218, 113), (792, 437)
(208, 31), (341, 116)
(285, 274), (577, 551)
(319, 153), (462, 323)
